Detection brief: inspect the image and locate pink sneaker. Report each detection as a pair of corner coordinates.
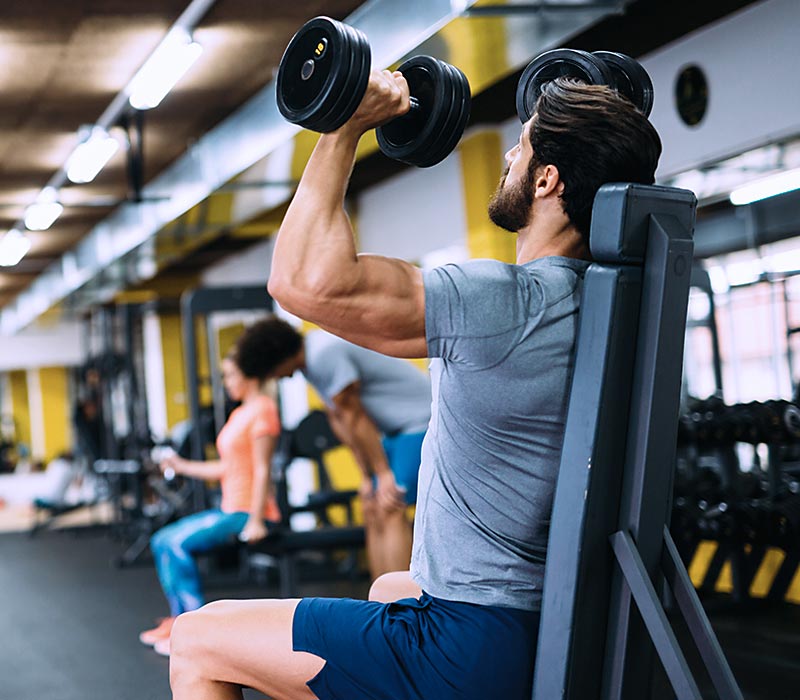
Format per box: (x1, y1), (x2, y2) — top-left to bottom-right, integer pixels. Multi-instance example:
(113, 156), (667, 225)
(153, 636), (171, 657)
(139, 617), (175, 646)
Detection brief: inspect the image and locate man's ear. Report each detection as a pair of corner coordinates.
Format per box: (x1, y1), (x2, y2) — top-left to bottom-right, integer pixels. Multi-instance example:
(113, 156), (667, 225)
(533, 164), (562, 199)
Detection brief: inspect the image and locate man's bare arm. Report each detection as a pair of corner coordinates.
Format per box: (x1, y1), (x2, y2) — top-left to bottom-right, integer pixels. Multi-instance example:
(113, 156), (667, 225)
(268, 70), (427, 359)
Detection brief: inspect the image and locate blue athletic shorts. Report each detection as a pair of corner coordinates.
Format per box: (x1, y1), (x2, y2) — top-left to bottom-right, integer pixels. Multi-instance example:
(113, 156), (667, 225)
(381, 431), (425, 505)
(292, 592), (540, 700)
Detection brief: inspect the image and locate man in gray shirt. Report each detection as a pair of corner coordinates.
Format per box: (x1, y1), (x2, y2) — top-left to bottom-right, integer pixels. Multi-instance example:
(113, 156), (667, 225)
(170, 76), (661, 700)
(242, 318), (431, 579)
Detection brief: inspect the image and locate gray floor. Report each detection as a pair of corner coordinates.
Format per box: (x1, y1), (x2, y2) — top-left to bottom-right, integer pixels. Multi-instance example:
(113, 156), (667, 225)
(0, 528), (368, 700)
(2, 527), (799, 699)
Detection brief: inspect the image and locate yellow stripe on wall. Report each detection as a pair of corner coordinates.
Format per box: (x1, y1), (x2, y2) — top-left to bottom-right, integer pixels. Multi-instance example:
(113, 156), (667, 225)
(159, 314), (189, 431)
(459, 130), (516, 262)
(786, 566), (800, 605)
(8, 370), (32, 456)
(38, 367), (71, 462)
(749, 547), (786, 598)
(688, 540), (718, 587)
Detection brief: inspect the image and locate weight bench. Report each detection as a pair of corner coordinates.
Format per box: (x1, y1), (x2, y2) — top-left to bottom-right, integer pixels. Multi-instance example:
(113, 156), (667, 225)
(533, 184), (743, 699)
(247, 410), (365, 597)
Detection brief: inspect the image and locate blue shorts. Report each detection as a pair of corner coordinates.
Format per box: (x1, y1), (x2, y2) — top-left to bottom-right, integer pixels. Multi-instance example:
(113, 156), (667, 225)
(381, 431), (425, 505)
(292, 592), (540, 700)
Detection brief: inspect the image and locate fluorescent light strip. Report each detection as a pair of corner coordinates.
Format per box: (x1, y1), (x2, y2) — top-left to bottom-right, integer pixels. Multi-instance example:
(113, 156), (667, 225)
(24, 187), (63, 231)
(729, 166), (800, 205)
(128, 29), (203, 110)
(0, 229), (32, 267)
(66, 127), (120, 184)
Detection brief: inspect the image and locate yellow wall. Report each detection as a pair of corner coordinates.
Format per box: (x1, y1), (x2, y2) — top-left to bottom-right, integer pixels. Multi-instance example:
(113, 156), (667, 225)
(8, 370), (31, 455)
(38, 367), (71, 462)
(159, 314), (189, 431)
(217, 323), (246, 362)
(459, 130), (516, 262)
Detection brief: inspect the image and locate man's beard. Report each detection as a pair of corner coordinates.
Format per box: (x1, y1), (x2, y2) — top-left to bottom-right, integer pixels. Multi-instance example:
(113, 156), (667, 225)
(487, 168), (534, 233)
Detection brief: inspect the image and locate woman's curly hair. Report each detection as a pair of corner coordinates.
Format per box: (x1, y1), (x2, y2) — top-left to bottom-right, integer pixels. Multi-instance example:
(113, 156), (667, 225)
(229, 317), (303, 381)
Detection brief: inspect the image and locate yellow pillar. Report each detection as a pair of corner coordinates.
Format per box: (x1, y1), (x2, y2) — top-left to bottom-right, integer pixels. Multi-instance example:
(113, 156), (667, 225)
(38, 367), (71, 462)
(8, 370), (32, 456)
(459, 130), (516, 262)
(159, 314), (189, 431)
(217, 323), (246, 361)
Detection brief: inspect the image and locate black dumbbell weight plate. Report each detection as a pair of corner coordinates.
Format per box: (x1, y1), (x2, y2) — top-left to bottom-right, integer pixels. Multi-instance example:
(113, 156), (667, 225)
(376, 56), (471, 168)
(276, 16), (371, 132)
(416, 62), (471, 168)
(593, 51), (654, 117)
(516, 48), (612, 123)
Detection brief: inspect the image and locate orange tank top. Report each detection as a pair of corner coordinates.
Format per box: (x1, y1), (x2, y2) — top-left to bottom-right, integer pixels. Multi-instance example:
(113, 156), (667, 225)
(216, 395), (280, 515)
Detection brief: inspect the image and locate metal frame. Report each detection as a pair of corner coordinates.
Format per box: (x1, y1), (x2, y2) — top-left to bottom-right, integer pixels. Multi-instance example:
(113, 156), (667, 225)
(533, 184), (742, 700)
(180, 285), (272, 508)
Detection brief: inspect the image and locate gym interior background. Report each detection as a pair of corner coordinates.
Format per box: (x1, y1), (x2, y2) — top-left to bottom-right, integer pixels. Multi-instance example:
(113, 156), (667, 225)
(0, 0), (798, 698)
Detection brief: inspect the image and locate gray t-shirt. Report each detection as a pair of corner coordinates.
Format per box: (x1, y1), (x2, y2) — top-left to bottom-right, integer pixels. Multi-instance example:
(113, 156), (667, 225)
(411, 256), (590, 611)
(303, 330), (431, 435)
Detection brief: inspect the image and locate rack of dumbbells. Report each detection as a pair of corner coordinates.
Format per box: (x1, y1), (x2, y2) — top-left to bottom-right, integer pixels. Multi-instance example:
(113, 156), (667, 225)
(672, 396), (800, 604)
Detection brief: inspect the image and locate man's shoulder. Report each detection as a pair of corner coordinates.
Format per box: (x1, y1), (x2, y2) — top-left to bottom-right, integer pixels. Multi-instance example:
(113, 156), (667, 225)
(426, 258), (525, 288)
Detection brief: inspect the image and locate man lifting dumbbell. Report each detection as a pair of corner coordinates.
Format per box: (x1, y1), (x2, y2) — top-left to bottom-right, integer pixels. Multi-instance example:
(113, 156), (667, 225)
(169, 18), (662, 700)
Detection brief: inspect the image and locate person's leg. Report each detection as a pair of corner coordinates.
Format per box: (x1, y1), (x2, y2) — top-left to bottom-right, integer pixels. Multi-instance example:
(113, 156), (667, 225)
(361, 494), (387, 581)
(150, 522), (186, 617)
(374, 432), (425, 574)
(157, 510), (248, 614)
(368, 570), (423, 603)
(170, 599), (324, 700)
(374, 506), (412, 574)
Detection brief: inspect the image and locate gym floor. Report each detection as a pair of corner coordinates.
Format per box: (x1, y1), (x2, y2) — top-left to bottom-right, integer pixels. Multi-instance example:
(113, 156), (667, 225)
(2, 528), (798, 700)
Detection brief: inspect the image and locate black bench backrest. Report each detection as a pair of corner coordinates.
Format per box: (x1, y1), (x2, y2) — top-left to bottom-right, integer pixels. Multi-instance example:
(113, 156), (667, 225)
(533, 183), (696, 699)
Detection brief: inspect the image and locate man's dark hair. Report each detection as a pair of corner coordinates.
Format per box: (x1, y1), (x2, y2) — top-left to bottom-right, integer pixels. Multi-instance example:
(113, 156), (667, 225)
(528, 78), (662, 243)
(230, 317), (303, 381)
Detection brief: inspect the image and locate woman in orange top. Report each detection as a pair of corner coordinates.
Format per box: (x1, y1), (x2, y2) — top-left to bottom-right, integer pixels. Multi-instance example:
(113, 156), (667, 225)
(139, 324), (284, 656)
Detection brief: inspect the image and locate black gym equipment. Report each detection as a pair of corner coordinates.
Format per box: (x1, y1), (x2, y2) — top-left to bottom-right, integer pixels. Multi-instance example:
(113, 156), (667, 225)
(276, 16), (471, 168)
(516, 48), (654, 123)
(533, 184), (743, 700)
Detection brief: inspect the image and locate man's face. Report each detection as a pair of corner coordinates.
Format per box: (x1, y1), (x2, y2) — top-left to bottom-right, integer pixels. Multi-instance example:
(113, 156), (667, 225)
(488, 119), (536, 233)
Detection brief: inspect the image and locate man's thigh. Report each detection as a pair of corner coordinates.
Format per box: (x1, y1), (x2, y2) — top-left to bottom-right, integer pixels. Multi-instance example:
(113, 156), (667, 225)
(171, 598), (324, 700)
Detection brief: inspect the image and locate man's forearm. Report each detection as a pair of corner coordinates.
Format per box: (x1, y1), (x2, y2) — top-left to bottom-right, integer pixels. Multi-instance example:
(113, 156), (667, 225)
(329, 410), (390, 478)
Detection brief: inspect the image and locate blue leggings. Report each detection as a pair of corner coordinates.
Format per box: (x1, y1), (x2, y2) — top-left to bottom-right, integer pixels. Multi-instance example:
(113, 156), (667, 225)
(150, 509), (248, 616)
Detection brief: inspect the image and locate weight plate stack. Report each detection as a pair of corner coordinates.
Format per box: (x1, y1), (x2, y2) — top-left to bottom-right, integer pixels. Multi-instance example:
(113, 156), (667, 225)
(276, 16), (371, 132)
(516, 48), (613, 123)
(593, 51), (654, 117)
(376, 56), (471, 168)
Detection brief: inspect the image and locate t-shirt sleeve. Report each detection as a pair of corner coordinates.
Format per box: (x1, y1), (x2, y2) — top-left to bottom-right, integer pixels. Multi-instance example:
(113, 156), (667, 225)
(249, 397), (281, 440)
(424, 260), (544, 368)
(304, 341), (360, 404)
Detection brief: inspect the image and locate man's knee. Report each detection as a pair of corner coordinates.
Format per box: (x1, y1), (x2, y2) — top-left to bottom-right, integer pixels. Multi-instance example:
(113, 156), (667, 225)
(170, 601), (231, 673)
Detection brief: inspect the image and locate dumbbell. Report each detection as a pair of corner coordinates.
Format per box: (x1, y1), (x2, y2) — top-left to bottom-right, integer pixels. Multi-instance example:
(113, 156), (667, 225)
(276, 16), (471, 168)
(516, 48), (654, 123)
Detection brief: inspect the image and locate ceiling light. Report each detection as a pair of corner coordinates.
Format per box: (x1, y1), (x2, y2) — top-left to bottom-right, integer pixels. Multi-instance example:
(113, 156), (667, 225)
(729, 166), (800, 205)
(24, 187), (64, 231)
(66, 127), (120, 184)
(0, 229), (32, 267)
(128, 28), (203, 110)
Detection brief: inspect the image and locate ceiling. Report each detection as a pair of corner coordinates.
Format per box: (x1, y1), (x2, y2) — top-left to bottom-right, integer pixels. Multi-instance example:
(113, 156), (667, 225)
(0, 0), (768, 317)
(0, 0), (364, 308)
